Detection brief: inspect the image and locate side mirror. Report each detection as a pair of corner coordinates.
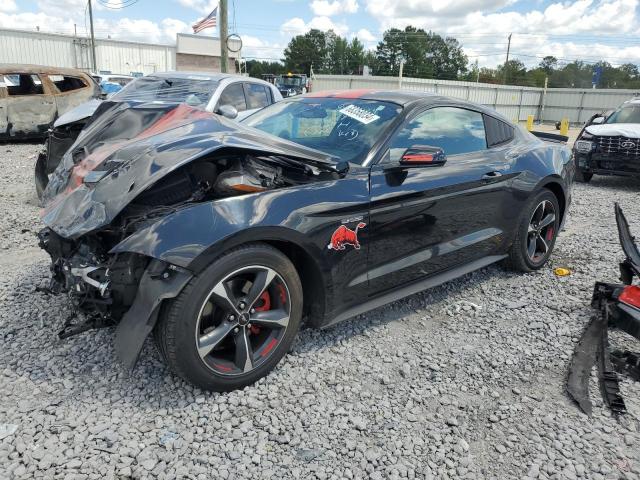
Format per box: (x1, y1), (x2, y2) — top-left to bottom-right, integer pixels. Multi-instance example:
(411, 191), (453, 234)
(216, 104), (238, 120)
(591, 116), (605, 125)
(400, 146), (447, 166)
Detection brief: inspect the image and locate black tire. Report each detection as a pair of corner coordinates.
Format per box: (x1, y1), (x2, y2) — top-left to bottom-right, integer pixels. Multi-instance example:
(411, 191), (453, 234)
(506, 189), (561, 272)
(154, 243), (302, 392)
(575, 168), (593, 183)
(34, 152), (49, 201)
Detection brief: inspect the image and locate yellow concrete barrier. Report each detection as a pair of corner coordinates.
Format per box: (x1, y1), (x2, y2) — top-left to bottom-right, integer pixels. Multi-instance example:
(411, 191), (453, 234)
(560, 118), (569, 136)
(526, 115), (534, 131)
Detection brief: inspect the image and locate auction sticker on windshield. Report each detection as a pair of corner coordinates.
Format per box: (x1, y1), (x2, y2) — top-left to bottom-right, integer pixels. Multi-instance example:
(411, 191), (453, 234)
(339, 105), (380, 124)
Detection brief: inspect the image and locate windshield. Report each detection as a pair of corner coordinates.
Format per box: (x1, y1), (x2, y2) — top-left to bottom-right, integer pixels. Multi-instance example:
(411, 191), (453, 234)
(606, 105), (640, 124)
(243, 97), (402, 164)
(111, 76), (219, 108)
(277, 76), (304, 88)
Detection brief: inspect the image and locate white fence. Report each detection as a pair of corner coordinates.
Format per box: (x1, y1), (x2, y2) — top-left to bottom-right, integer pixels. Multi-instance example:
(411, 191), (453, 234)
(313, 75), (640, 124)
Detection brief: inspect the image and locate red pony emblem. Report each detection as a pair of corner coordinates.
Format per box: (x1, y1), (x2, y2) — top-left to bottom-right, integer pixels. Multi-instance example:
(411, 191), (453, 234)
(327, 222), (366, 251)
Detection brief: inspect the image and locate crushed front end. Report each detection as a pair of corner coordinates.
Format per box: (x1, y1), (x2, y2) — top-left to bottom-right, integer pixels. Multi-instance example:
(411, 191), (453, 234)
(567, 204), (640, 416)
(37, 227), (148, 338)
(36, 100), (338, 369)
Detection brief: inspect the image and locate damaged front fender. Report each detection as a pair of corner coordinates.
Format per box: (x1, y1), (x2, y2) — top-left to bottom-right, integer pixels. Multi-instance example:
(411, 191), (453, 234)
(115, 259), (193, 370)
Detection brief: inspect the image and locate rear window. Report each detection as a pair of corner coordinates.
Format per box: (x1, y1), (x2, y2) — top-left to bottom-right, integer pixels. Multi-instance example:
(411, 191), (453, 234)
(112, 76), (220, 108)
(48, 75), (87, 93)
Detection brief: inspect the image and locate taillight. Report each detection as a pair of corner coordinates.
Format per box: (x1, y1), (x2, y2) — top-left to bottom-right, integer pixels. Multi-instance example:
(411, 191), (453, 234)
(619, 285), (640, 309)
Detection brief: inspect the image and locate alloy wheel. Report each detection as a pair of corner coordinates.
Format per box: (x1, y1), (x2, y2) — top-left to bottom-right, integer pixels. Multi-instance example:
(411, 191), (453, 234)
(527, 200), (557, 264)
(195, 266), (291, 376)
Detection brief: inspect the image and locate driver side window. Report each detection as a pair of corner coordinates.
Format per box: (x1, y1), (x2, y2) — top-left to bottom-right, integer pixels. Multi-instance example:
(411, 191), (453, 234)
(389, 107), (487, 162)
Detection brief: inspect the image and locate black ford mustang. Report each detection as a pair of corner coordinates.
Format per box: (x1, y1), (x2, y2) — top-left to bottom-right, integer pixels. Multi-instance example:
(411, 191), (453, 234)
(38, 90), (573, 391)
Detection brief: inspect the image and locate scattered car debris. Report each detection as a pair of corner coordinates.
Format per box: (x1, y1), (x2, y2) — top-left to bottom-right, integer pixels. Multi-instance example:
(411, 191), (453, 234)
(554, 267), (571, 276)
(567, 204), (640, 416)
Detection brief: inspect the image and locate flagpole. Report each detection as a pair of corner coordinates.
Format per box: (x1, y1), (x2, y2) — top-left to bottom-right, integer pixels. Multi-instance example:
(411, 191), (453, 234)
(219, 0), (229, 73)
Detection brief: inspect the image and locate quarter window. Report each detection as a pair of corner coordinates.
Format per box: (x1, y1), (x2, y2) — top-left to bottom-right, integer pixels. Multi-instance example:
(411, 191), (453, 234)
(219, 83), (247, 112)
(244, 83), (271, 109)
(48, 75), (87, 93)
(389, 107), (487, 160)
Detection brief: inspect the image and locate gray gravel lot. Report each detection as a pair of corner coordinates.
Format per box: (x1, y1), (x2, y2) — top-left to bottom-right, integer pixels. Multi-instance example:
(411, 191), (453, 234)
(1, 141), (639, 480)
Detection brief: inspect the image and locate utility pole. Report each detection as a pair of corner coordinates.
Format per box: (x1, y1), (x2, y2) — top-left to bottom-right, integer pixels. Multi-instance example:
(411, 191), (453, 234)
(503, 32), (512, 85)
(87, 0), (97, 72)
(219, 0), (229, 73)
(398, 57), (406, 89)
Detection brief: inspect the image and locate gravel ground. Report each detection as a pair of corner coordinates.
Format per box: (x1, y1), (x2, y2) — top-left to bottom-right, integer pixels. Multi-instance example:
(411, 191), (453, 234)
(1, 141), (639, 480)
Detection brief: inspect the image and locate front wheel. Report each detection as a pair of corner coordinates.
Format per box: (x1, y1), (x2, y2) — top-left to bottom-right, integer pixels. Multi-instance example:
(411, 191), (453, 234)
(506, 189), (561, 272)
(154, 244), (303, 391)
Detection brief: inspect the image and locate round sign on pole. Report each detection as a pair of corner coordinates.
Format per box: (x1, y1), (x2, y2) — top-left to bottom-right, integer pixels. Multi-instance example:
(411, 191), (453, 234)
(227, 33), (242, 53)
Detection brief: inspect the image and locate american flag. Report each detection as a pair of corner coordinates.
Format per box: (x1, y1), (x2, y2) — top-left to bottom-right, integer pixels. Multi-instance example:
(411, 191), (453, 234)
(192, 6), (218, 33)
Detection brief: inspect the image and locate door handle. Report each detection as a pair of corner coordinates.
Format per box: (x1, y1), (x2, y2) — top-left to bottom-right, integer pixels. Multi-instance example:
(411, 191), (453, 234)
(481, 171), (503, 181)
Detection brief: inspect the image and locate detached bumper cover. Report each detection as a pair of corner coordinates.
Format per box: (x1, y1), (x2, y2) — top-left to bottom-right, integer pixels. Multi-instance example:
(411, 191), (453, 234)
(115, 260), (192, 370)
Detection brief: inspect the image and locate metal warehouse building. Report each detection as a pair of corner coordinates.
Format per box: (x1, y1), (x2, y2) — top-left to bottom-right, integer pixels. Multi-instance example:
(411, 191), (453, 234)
(0, 28), (241, 76)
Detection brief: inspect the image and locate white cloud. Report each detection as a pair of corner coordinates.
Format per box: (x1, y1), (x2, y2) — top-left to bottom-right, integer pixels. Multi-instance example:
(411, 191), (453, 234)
(355, 27), (376, 42)
(363, 0), (640, 68)
(0, 0), (17, 13)
(281, 15), (349, 36)
(239, 34), (285, 61)
(310, 0), (359, 16)
(175, 0), (218, 15)
(365, 0), (516, 22)
(281, 17), (307, 36)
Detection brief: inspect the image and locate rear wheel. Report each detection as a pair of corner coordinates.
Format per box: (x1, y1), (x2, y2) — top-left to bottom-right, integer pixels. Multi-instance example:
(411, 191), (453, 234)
(506, 189), (560, 272)
(154, 244), (302, 391)
(575, 168), (593, 183)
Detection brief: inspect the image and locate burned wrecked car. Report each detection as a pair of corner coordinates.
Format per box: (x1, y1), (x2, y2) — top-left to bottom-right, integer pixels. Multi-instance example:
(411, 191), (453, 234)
(0, 64), (99, 141)
(568, 204), (640, 415)
(39, 90), (573, 391)
(573, 98), (640, 182)
(35, 72), (282, 198)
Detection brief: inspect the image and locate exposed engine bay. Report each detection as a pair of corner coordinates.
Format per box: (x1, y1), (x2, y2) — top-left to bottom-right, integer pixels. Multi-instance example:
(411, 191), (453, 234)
(37, 101), (341, 361)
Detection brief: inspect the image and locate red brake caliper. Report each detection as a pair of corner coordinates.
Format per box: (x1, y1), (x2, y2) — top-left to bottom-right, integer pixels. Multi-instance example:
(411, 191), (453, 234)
(251, 291), (270, 334)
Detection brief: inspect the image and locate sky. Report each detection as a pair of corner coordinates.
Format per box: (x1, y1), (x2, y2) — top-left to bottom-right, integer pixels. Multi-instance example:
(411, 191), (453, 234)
(0, 0), (639, 70)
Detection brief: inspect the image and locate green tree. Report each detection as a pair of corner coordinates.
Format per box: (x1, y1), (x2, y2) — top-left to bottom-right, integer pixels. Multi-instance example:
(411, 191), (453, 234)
(283, 29), (329, 75)
(498, 59), (527, 85)
(242, 60), (286, 78)
(374, 26), (468, 79)
(539, 56), (558, 75)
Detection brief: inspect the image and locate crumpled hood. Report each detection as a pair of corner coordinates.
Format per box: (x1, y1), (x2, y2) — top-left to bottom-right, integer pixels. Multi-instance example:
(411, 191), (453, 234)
(53, 98), (103, 128)
(585, 123), (640, 138)
(41, 101), (337, 239)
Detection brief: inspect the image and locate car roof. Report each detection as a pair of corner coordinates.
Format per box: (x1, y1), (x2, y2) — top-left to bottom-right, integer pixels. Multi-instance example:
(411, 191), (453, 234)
(0, 64), (91, 77)
(303, 89), (511, 121)
(150, 71), (271, 84)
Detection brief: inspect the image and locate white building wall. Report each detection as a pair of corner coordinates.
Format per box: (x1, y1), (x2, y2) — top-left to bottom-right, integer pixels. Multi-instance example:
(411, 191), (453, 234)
(0, 28), (175, 75)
